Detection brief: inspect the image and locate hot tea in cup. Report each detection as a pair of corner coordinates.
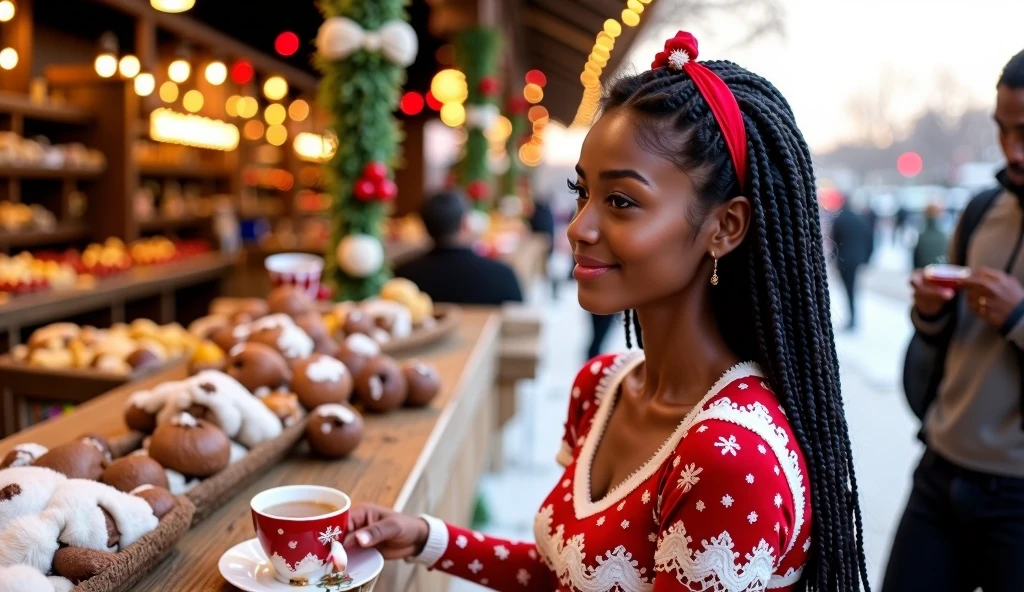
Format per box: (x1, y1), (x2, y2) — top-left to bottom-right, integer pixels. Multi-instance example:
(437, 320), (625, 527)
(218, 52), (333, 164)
(250, 485), (351, 586)
(923, 264), (971, 291)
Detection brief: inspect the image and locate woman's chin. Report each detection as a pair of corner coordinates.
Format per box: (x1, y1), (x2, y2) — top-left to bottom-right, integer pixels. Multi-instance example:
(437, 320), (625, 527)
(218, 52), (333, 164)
(577, 290), (622, 316)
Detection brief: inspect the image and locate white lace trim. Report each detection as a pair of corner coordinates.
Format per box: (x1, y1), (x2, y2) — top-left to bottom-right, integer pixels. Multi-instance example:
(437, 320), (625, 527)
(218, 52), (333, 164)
(573, 355), (764, 519)
(690, 398), (806, 561)
(767, 566), (803, 588)
(534, 504), (653, 592)
(654, 521), (774, 592)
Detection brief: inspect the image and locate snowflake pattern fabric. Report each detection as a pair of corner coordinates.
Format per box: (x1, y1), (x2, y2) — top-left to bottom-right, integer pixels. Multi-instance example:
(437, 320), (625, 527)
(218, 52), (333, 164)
(414, 353), (812, 591)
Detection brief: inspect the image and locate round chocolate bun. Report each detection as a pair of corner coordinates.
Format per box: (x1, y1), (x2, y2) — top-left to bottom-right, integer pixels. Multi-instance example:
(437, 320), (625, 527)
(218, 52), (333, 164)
(126, 348), (163, 371)
(295, 312), (338, 356)
(101, 455), (170, 492)
(335, 333), (380, 382)
(131, 484), (176, 519)
(402, 360), (442, 407)
(291, 354), (353, 410)
(125, 401), (158, 433)
(342, 308), (375, 336)
(306, 404), (364, 458)
(355, 355), (408, 413)
(210, 324), (244, 352)
(34, 440), (108, 480)
(267, 285), (316, 318)
(148, 413), (231, 478)
(0, 443), (47, 469)
(226, 342), (292, 393)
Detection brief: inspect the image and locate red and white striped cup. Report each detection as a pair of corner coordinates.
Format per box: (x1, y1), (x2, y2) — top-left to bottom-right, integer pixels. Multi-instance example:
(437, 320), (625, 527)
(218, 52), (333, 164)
(265, 253), (324, 299)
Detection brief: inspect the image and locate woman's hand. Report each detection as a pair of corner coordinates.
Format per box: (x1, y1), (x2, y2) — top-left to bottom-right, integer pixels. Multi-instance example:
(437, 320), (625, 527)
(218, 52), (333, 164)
(344, 503), (430, 560)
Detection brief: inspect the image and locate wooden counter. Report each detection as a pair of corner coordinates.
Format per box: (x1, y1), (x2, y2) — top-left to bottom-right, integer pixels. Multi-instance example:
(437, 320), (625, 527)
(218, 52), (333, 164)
(0, 307), (502, 592)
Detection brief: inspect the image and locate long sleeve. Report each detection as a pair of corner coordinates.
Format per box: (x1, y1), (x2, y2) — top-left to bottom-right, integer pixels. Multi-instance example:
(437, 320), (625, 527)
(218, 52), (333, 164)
(412, 516), (557, 591)
(652, 419), (807, 591)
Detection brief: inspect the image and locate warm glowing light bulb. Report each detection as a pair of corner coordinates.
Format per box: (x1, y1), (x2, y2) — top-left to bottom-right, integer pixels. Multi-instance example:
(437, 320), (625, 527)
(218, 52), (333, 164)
(159, 81), (179, 103)
(596, 36), (614, 51)
(243, 120), (264, 141)
(183, 90), (204, 113)
(440, 103), (466, 127)
(94, 54), (117, 78)
(205, 61), (227, 85)
(263, 76), (288, 101)
(627, 0), (644, 12)
(603, 19), (622, 37)
(225, 95), (241, 117)
(266, 124), (288, 146)
(0, 1), (14, 22)
(134, 73), (155, 96)
(288, 100), (309, 122)
(168, 59), (190, 83)
(430, 69), (468, 105)
(150, 0), (195, 13)
(118, 55), (140, 78)
(238, 97), (258, 119)
(264, 103), (286, 125)
(622, 9), (641, 26)
(523, 83), (544, 104)
(592, 45), (610, 60)
(0, 47), (17, 70)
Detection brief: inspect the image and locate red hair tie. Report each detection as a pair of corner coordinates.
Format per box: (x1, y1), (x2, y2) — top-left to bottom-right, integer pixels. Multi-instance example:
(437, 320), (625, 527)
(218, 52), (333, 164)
(652, 32), (748, 192)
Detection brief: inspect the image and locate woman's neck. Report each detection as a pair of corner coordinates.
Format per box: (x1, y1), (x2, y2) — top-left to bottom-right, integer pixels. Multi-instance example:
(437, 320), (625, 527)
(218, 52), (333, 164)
(634, 282), (740, 407)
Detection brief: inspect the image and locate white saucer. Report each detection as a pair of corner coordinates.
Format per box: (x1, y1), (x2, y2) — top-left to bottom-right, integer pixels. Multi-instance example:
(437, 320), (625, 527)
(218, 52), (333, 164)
(219, 538), (384, 591)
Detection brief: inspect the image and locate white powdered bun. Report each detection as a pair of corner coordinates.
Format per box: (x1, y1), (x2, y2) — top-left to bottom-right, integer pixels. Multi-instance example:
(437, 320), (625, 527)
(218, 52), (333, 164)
(305, 356), (348, 384)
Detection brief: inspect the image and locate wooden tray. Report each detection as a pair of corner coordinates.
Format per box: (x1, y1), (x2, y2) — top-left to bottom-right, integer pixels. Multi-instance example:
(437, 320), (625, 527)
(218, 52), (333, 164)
(0, 356), (187, 404)
(316, 303), (462, 357)
(73, 495), (195, 592)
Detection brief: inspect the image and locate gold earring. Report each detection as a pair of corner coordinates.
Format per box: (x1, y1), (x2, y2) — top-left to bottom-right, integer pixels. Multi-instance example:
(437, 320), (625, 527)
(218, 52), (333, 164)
(711, 254), (719, 286)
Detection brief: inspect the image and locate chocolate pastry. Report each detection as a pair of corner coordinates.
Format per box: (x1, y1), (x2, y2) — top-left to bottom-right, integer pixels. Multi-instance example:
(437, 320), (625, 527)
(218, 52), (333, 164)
(126, 348), (162, 371)
(402, 360), (442, 407)
(130, 484), (175, 519)
(355, 356), (408, 413)
(148, 413), (231, 478)
(210, 324), (244, 353)
(262, 391), (303, 426)
(34, 440), (108, 480)
(341, 308), (375, 336)
(101, 456), (170, 493)
(0, 443), (48, 469)
(267, 285), (316, 318)
(226, 342), (292, 393)
(306, 404), (364, 458)
(291, 354), (353, 409)
(245, 314), (314, 360)
(295, 312), (338, 356)
(335, 333), (380, 382)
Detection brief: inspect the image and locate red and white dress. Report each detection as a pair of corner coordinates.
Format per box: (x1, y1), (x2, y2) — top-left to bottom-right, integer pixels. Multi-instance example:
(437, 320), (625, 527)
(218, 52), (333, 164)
(413, 352), (813, 591)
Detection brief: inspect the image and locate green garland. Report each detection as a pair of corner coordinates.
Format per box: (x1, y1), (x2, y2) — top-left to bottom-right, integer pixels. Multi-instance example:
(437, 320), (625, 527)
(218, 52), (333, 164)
(317, 0), (407, 301)
(501, 100), (530, 199)
(454, 27), (500, 211)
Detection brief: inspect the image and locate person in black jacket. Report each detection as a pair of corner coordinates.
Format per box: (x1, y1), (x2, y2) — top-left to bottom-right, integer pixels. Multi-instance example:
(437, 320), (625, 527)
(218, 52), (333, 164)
(394, 191), (523, 305)
(830, 196), (874, 329)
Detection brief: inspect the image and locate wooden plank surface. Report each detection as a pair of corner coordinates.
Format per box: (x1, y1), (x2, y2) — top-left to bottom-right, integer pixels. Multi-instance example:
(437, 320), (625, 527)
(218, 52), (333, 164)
(0, 252), (235, 329)
(0, 308), (502, 591)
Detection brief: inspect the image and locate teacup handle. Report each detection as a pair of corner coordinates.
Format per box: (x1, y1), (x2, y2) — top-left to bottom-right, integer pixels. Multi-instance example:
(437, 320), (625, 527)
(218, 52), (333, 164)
(330, 540), (348, 573)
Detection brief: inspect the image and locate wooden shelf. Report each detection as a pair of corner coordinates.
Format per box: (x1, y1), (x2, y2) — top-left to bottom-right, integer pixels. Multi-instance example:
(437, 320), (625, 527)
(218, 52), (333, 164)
(0, 92), (93, 125)
(138, 215), (212, 232)
(139, 164), (233, 178)
(0, 165), (104, 180)
(0, 222), (90, 250)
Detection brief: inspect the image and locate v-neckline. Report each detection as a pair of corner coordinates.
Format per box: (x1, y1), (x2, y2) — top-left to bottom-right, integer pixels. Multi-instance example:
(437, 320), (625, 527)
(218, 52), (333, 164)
(572, 354), (763, 520)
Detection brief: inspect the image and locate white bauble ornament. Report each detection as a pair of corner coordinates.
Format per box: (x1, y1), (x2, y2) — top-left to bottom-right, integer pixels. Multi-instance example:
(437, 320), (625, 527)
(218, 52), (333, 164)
(465, 104), (500, 130)
(336, 234), (384, 278)
(466, 209), (491, 238)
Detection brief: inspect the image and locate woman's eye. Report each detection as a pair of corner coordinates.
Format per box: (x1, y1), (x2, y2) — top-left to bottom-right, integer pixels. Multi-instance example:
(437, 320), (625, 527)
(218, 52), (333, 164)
(608, 194), (634, 209)
(567, 179), (587, 200)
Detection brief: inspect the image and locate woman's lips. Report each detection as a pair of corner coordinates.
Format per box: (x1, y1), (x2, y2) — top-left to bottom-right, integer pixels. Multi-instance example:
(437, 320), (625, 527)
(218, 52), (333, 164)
(573, 255), (617, 281)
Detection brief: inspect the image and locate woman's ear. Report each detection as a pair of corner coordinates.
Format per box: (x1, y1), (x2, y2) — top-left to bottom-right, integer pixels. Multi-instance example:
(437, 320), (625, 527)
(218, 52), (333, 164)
(706, 196), (751, 257)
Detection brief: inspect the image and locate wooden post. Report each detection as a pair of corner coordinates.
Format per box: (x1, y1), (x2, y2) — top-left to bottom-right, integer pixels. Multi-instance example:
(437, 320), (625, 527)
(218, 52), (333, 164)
(0, 0), (32, 92)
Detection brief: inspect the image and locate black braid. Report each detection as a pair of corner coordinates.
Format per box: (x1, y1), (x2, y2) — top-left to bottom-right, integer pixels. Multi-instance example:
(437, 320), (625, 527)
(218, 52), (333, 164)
(603, 62), (869, 592)
(624, 310), (633, 349)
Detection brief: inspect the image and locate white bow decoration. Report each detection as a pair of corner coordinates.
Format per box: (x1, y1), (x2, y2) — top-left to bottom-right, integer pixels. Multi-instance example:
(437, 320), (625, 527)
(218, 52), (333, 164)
(317, 16), (419, 67)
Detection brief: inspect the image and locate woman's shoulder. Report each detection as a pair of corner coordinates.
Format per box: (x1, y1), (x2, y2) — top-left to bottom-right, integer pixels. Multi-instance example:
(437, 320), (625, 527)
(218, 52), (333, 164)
(569, 351), (644, 406)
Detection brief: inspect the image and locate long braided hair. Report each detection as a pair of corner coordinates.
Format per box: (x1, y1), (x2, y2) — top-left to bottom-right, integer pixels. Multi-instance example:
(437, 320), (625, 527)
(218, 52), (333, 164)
(607, 62), (869, 592)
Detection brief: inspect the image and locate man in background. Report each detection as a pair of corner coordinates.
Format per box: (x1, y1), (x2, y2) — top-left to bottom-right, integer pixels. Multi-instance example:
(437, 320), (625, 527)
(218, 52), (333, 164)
(829, 194), (874, 329)
(394, 191), (523, 306)
(913, 202), (949, 269)
(883, 48), (1024, 592)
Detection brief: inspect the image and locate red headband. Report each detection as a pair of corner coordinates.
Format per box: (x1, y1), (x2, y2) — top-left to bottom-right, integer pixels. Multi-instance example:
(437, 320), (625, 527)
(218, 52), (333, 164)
(652, 32), (748, 191)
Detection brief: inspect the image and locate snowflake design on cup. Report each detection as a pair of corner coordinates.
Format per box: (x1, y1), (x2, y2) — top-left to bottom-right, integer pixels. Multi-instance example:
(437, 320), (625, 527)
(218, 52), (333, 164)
(318, 525), (344, 545)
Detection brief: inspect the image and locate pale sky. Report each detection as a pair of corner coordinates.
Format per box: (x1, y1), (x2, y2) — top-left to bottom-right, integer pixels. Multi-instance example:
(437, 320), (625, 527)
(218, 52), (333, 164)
(618, 0), (1024, 152)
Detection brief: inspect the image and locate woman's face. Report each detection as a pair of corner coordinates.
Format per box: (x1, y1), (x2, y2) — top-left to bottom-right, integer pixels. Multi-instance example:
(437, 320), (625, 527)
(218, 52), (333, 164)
(568, 109), (722, 315)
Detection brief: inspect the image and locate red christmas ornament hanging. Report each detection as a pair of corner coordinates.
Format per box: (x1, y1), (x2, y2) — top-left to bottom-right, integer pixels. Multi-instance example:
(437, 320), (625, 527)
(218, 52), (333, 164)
(466, 180), (491, 201)
(478, 76), (500, 97)
(525, 69), (547, 87)
(354, 178), (377, 201)
(362, 162), (388, 183)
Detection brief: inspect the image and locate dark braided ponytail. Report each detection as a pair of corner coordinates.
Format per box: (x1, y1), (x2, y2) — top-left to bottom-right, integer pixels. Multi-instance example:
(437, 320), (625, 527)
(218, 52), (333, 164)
(606, 62), (869, 592)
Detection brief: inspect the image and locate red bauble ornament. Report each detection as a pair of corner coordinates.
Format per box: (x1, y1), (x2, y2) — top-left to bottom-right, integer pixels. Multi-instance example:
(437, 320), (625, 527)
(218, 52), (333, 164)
(525, 69), (547, 87)
(376, 178), (398, 201)
(507, 96), (528, 115)
(478, 76), (500, 97)
(466, 180), (490, 201)
(362, 162), (388, 182)
(354, 178), (377, 201)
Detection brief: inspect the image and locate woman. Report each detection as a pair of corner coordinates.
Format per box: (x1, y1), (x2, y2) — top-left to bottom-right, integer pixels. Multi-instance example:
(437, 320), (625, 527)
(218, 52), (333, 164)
(345, 32), (869, 592)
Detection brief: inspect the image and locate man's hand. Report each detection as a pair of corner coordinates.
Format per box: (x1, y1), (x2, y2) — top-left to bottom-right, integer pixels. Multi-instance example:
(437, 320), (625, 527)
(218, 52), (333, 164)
(911, 269), (955, 317)
(962, 268), (1024, 330)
